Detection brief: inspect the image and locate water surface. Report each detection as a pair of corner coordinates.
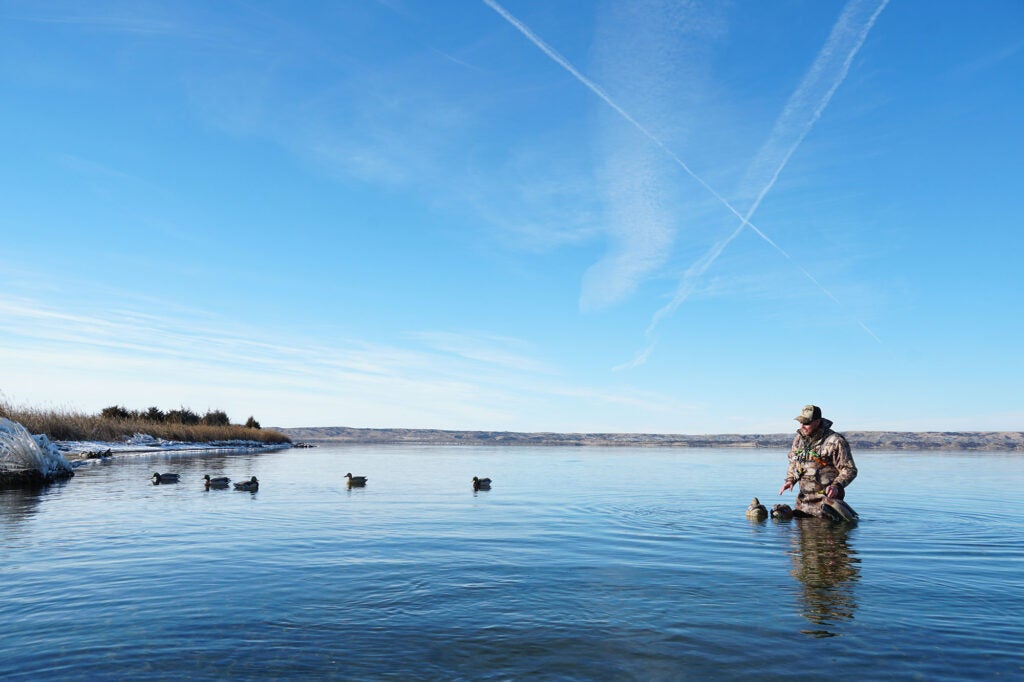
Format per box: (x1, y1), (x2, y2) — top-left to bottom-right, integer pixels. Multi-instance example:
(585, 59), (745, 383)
(1, 446), (1021, 680)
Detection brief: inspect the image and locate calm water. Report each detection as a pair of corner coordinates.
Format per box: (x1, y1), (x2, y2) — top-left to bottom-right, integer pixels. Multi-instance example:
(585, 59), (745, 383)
(1, 445), (1022, 681)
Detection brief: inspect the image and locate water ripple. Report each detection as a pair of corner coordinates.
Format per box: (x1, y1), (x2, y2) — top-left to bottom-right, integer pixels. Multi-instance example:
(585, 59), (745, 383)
(1, 446), (1022, 680)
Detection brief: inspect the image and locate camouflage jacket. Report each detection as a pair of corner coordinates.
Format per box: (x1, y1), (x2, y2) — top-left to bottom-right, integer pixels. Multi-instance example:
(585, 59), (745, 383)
(784, 419), (858, 512)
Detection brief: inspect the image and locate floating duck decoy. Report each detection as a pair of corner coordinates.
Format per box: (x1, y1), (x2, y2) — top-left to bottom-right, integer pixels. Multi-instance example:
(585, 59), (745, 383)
(233, 476), (259, 491)
(152, 472), (180, 484)
(344, 473), (367, 487)
(770, 503), (794, 520)
(203, 474), (231, 489)
(472, 476), (492, 491)
(745, 496), (768, 520)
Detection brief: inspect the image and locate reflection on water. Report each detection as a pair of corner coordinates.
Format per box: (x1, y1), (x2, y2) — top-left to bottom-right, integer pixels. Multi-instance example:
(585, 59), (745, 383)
(0, 487), (45, 527)
(788, 518), (859, 637)
(1, 447), (1022, 681)
(0, 481), (72, 530)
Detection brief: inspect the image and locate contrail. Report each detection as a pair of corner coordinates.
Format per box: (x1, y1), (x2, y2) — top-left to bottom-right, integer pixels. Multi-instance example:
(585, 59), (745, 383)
(645, 0), (888, 348)
(483, 0), (886, 355)
(483, 0), (777, 244)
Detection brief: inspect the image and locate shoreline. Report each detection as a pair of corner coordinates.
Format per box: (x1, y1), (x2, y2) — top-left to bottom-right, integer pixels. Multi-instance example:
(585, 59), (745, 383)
(22, 427), (1024, 474)
(5, 429), (1019, 486)
(1, 433), (296, 486)
(60, 440), (294, 467)
(275, 426), (1024, 452)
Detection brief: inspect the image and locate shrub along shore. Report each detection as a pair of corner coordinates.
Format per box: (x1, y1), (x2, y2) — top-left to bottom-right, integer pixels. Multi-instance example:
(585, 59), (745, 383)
(0, 402), (291, 447)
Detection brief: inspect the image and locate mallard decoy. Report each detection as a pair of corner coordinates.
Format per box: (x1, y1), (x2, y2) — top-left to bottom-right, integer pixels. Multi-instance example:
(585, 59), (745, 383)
(152, 472), (180, 484)
(745, 496), (768, 520)
(472, 476), (492, 491)
(203, 474), (230, 489)
(233, 476), (259, 491)
(770, 503), (794, 520)
(344, 473), (367, 487)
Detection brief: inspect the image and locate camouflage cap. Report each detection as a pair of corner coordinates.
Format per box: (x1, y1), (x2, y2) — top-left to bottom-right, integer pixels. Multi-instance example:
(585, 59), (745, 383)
(795, 404), (822, 424)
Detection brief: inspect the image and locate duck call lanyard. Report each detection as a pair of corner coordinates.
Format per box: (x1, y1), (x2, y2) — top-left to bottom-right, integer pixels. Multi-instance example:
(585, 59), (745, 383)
(794, 444), (830, 468)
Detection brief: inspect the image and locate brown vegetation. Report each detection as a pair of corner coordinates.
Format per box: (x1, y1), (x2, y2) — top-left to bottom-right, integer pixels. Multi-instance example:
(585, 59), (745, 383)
(1, 402), (290, 445)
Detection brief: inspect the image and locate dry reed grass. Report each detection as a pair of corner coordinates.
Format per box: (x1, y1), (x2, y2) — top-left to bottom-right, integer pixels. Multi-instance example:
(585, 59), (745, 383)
(0, 402), (290, 445)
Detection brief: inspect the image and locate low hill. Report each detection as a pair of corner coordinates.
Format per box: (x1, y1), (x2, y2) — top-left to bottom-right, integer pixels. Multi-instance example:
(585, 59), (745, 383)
(277, 427), (1024, 451)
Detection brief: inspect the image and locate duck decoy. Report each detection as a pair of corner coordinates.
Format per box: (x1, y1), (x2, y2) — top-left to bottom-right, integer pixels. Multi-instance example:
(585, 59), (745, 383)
(472, 476), (492, 491)
(820, 497), (859, 523)
(770, 503), (794, 520)
(745, 496), (768, 520)
(152, 472), (180, 484)
(233, 476), (259, 491)
(344, 473), (367, 487)
(203, 474), (231, 489)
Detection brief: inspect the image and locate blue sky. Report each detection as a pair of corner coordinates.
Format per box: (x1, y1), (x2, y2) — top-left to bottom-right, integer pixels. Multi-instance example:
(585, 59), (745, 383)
(1, 0), (1022, 433)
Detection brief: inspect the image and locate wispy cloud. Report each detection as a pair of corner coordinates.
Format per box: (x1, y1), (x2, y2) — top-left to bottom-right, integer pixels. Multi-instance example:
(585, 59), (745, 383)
(12, 2), (223, 42)
(484, 0), (709, 310)
(26, 1), (596, 258)
(580, 150), (678, 311)
(21, 14), (181, 35)
(581, 1), (727, 311)
(482, 0), (728, 206)
(181, 27), (478, 192)
(428, 46), (488, 74)
(0, 291), (687, 430)
(411, 331), (552, 375)
(948, 37), (1024, 79)
(465, 145), (604, 251)
(635, 0), (888, 361)
(483, 0), (885, 365)
(58, 154), (172, 201)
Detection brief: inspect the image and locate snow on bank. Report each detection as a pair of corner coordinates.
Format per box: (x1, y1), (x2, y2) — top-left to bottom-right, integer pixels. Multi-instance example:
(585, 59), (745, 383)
(0, 419), (292, 484)
(57, 433), (292, 467)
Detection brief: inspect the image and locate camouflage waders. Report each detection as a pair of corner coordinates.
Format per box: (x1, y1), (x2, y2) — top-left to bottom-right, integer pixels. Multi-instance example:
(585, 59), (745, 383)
(783, 418), (858, 518)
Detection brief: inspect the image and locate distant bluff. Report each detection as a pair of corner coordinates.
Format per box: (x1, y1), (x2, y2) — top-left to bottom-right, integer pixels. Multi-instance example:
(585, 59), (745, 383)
(276, 427), (1024, 451)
